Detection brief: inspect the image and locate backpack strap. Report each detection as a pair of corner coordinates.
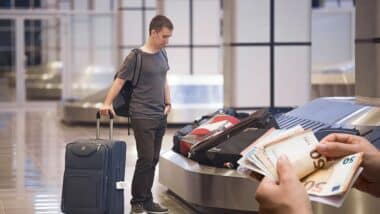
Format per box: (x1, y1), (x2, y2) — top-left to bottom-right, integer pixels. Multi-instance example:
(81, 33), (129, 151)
(131, 48), (142, 88)
(161, 48), (168, 63)
(127, 48), (142, 136)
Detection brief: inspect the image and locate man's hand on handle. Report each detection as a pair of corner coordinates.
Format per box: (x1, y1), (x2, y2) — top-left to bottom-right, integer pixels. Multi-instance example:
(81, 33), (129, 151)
(99, 104), (116, 117)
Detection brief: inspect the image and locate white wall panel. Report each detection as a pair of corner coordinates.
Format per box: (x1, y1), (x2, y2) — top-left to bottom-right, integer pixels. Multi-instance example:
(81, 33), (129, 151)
(146, 0), (156, 7)
(74, 1), (87, 10)
(94, 50), (113, 66)
(235, 47), (270, 107)
(94, 0), (110, 10)
(193, 48), (219, 74)
(164, 0), (190, 44)
(275, 46), (310, 106)
(144, 11), (156, 39)
(312, 10), (353, 65)
(94, 16), (112, 47)
(193, 0), (220, 45)
(165, 48), (190, 74)
(72, 16), (90, 49)
(59, 1), (70, 10)
(235, 0), (269, 43)
(275, 0), (310, 42)
(72, 50), (90, 74)
(122, 0), (142, 7)
(122, 11), (143, 45)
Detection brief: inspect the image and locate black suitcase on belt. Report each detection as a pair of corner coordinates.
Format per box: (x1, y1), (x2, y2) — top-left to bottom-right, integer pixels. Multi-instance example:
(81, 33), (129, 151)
(189, 109), (278, 164)
(206, 129), (267, 168)
(61, 112), (126, 214)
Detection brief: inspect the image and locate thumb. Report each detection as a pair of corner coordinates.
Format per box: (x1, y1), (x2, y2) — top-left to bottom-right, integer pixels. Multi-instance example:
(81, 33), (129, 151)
(255, 177), (278, 202)
(276, 155), (298, 183)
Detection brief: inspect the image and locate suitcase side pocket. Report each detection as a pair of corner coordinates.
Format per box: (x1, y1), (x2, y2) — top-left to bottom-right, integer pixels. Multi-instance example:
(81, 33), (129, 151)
(62, 169), (107, 213)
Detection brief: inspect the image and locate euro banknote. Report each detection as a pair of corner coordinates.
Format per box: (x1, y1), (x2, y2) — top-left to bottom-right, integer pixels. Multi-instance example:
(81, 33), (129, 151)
(238, 126), (363, 207)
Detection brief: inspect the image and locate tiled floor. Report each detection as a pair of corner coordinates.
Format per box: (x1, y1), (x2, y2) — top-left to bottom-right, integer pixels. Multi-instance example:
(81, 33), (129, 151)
(0, 105), (196, 214)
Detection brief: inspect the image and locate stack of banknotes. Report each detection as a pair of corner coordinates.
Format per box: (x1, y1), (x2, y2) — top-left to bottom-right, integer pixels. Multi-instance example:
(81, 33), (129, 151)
(237, 125), (363, 207)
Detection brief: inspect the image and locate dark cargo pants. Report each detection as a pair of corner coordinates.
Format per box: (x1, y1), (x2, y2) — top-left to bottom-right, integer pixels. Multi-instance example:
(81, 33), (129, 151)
(130, 116), (167, 205)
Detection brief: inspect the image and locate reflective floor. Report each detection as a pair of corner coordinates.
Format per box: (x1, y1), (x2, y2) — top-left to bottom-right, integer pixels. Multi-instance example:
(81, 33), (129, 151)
(0, 105), (196, 214)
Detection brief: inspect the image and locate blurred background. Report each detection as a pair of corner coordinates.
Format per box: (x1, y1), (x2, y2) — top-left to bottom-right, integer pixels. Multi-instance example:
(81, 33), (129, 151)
(0, 0), (368, 214)
(0, 0), (356, 123)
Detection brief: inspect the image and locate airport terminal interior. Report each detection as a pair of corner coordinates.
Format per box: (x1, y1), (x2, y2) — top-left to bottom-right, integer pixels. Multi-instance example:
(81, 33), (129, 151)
(1, 0), (380, 213)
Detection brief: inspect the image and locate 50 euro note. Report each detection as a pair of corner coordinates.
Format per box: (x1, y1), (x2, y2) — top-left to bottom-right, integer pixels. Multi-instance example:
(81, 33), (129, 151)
(239, 128), (363, 207)
(263, 130), (327, 181)
(240, 129), (327, 181)
(239, 125), (307, 181)
(263, 130), (363, 197)
(302, 152), (363, 203)
(238, 126), (304, 180)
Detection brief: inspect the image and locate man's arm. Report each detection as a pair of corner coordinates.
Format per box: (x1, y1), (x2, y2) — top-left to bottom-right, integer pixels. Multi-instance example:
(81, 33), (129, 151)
(99, 78), (125, 116)
(164, 78), (171, 115)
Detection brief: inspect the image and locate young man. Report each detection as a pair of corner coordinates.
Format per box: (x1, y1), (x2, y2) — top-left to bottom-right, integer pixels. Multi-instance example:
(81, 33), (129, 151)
(255, 133), (380, 214)
(100, 15), (173, 214)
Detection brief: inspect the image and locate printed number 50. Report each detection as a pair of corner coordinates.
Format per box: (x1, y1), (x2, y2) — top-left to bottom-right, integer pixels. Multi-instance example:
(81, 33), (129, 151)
(343, 156), (355, 165)
(310, 150), (326, 169)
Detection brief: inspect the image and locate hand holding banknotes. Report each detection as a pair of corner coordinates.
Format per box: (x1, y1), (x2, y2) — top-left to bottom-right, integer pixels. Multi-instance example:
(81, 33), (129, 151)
(255, 155), (312, 214)
(238, 126), (366, 207)
(317, 133), (380, 197)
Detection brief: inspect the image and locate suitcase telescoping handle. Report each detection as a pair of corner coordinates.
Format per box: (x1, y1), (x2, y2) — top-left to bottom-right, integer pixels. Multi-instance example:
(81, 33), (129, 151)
(96, 110), (114, 140)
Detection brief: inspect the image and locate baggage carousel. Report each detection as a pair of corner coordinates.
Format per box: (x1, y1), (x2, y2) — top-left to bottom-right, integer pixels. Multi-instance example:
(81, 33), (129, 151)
(159, 97), (380, 214)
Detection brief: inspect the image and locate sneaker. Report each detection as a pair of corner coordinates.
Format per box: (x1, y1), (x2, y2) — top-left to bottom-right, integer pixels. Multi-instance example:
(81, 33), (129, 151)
(143, 202), (169, 214)
(130, 203), (147, 214)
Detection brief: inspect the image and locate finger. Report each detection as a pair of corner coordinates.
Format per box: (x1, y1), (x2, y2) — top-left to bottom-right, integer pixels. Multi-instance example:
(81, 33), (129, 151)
(100, 109), (108, 115)
(320, 133), (358, 145)
(276, 155), (298, 183)
(99, 109), (105, 115)
(101, 108), (110, 116)
(316, 142), (360, 158)
(111, 108), (116, 116)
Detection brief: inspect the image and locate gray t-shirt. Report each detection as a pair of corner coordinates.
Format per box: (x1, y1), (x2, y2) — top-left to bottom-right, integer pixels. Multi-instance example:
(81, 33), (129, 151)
(116, 49), (169, 119)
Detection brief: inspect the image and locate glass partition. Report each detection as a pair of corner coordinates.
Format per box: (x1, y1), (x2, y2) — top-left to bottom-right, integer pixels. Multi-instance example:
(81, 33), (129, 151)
(0, 19), (16, 102)
(311, 6), (355, 98)
(24, 18), (62, 101)
(69, 14), (116, 99)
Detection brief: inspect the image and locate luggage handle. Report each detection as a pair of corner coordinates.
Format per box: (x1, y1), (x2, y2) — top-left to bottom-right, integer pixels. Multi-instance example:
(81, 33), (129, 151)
(96, 110), (114, 140)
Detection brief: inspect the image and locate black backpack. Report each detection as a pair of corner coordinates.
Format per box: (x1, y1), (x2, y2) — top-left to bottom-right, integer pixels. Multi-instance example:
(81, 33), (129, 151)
(113, 48), (142, 118)
(113, 48), (168, 118)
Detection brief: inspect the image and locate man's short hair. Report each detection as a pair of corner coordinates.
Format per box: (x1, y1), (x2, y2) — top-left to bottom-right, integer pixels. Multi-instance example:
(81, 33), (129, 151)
(149, 15), (173, 35)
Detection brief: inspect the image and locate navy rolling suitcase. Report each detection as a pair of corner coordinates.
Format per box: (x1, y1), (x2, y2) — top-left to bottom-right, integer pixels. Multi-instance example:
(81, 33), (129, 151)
(61, 112), (126, 214)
